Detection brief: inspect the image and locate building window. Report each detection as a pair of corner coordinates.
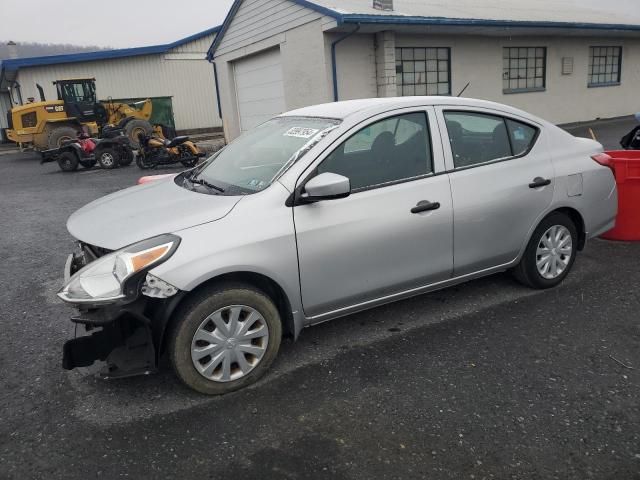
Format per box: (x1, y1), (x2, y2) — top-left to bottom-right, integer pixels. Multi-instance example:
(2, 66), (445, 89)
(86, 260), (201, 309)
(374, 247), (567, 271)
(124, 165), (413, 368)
(395, 47), (451, 96)
(502, 47), (546, 93)
(589, 46), (622, 87)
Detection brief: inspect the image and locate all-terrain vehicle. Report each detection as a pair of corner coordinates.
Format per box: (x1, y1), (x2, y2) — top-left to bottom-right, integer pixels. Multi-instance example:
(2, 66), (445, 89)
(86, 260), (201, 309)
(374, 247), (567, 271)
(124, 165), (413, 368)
(620, 112), (640, 150)
(41, 127), (134, 172)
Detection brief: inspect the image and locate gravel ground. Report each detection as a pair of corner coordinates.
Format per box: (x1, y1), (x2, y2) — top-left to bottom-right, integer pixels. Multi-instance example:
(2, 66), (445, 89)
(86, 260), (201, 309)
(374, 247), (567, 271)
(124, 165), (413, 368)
(0, 149), (638, 480)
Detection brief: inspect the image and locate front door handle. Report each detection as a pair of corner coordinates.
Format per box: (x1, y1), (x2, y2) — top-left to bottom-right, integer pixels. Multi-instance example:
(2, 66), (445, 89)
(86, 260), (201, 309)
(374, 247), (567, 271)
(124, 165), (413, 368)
(529, 177), (552, 188)
(411, 200), (440, 214)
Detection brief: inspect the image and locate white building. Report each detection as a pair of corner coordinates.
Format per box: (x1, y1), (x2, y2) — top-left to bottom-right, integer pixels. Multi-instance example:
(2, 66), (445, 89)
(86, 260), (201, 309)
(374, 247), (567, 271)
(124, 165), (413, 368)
(0, 26), (222, 138)
(208, 0), (640, 141)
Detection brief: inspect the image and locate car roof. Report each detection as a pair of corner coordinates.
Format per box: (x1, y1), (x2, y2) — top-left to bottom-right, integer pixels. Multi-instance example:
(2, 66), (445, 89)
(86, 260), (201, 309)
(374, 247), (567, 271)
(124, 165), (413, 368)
(280, 96), (544, 124)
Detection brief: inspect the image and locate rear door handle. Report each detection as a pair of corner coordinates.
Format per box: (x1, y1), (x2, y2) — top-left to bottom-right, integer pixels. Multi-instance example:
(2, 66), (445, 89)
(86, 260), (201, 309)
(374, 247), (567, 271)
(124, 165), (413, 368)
(411, 200), (440, 214)
(529, 177), (552, 188)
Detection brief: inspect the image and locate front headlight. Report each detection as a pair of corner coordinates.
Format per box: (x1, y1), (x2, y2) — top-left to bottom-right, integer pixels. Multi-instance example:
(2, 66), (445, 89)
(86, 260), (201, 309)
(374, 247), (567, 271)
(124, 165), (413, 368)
(58, 234), (180, 305)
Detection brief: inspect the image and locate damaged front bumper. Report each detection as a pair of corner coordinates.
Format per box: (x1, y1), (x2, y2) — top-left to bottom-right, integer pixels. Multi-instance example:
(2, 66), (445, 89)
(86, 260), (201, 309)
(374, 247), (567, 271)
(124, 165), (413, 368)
(61, 244), (183, 379)
(62, 301), (158, 378)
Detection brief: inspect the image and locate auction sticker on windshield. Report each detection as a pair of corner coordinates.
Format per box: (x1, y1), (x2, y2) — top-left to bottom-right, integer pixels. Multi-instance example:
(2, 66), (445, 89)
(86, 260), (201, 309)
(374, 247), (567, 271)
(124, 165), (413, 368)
(284, 127), (319, 138)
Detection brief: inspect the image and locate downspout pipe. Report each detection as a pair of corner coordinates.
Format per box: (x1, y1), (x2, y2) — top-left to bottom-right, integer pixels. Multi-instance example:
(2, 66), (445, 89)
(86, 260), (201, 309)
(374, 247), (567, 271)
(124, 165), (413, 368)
(212, 62), (223, 119)
(331, 23), (360, 102)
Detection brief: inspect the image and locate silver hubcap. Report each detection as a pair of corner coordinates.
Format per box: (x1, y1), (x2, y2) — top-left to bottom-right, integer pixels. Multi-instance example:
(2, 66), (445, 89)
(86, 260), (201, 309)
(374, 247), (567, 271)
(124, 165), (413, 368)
(101, 153), (114, 166)
(191, 305), (269, 383)
(536, 225), (573, 279)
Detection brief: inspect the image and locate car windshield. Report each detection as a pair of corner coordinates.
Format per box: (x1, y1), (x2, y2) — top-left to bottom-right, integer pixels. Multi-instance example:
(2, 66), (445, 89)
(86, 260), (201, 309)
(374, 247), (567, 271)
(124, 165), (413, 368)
(190, 116), (340, 194)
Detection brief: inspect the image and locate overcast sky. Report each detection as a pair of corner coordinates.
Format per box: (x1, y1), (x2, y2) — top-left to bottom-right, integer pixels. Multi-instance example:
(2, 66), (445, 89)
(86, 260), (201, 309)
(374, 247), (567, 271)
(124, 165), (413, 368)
(0, 0), (638, 49)
(0, 0), (235, 48)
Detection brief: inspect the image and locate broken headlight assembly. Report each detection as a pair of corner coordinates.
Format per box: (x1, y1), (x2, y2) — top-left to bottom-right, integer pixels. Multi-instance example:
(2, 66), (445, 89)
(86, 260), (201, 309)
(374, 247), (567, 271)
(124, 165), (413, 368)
(58, 234), (180, 305)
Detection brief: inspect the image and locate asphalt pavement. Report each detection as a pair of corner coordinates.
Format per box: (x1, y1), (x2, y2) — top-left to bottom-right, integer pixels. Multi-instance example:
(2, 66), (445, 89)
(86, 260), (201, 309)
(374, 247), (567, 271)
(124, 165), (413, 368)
(0, 148), (638, 479)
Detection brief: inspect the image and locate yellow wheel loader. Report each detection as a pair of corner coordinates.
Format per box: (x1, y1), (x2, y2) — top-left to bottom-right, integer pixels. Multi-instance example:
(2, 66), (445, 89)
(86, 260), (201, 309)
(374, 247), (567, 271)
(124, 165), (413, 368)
(5, 78), (153, 150)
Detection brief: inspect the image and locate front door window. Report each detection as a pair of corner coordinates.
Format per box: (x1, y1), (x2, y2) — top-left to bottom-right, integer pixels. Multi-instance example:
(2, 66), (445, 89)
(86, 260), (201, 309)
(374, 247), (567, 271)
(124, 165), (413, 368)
(318, 112), (433, 191)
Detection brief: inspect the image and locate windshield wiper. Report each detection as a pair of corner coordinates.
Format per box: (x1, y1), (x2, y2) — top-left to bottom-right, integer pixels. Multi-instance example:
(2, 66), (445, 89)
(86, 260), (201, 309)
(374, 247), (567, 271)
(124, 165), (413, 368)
(188, 176), (225, 193)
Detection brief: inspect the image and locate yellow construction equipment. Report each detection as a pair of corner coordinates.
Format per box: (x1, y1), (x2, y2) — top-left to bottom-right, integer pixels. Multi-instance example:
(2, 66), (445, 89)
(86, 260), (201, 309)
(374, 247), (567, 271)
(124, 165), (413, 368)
(6, 78), (153, 150)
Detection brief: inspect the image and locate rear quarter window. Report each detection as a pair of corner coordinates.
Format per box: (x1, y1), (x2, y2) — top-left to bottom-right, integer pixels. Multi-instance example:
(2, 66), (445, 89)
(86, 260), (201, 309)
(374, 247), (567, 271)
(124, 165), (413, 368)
(506, 119), (538, 156)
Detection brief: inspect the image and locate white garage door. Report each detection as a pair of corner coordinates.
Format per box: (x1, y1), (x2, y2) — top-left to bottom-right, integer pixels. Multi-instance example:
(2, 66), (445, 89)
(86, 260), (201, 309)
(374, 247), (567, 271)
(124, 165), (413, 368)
(234, 48), (286, 132)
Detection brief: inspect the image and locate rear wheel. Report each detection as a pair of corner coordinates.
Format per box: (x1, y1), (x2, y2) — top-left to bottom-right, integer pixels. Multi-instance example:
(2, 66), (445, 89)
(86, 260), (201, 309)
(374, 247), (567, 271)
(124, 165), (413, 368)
(118, 148), (134, 167)
(124, 119), (153, 149)
(170, 283), (282, 395)
(513, 212), (577, 289)
(179, 147), (198, 167)
(96, 147), (119, 169)
(57, 151), (79, 172)
(47, 126), (79, 150)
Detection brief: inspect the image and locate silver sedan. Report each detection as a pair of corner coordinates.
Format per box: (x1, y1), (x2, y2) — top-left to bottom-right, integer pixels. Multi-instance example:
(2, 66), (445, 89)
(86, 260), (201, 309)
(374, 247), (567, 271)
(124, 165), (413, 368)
(58, 97), (617, 394)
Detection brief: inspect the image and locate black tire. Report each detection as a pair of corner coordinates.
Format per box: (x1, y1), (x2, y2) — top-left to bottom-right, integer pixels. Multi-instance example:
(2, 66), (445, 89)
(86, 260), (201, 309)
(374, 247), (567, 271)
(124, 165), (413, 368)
(80, 159), (95, 169)
(124, 119), (153, 149)
(169, 283), (282, 395)
(57, 151), (79, 172)
(513, 212), (578, 289)
(47, 125), (79, 149)
(136, 154), (152, 169)
(96, 147), (119, 169)
(118, 148), (134, 167)
(179, 147), (198, 168)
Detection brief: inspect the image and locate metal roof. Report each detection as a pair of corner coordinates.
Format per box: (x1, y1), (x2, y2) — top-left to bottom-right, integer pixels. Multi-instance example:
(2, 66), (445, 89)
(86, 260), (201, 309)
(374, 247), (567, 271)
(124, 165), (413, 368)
(208, 0), (640, 58)
(1, 25), (220, 72)
(307, 0), (640, 26)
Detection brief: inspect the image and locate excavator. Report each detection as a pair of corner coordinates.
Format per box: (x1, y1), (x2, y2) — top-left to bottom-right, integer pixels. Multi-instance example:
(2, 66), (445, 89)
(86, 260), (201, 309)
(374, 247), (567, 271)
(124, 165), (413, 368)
(5, 78), (154, 150)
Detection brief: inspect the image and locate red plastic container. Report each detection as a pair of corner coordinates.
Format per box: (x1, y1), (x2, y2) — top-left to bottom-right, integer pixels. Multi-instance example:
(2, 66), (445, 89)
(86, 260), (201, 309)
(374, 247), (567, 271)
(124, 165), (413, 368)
(600, 150), (640, 241)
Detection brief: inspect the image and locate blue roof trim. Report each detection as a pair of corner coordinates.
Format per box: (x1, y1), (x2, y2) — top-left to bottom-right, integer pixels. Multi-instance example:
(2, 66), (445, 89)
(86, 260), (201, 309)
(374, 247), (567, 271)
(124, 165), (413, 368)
(2, 25), (221, 71)
(207, 0), (640, 59)
(207, 0), (244, 60)
(287, 0), (342, 19)
(340, 14), (640, 31)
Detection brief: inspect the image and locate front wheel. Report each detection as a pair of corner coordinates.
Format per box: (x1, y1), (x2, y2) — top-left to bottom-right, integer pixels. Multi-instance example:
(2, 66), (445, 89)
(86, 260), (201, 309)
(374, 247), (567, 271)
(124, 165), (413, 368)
(169, 283), (282, 395)
(513, 212), (578, 289)
(124, 119), (153, 149)
(96, 147), (119, 169)
(57, 151), (79, 172)
(136, 153), (153, 169)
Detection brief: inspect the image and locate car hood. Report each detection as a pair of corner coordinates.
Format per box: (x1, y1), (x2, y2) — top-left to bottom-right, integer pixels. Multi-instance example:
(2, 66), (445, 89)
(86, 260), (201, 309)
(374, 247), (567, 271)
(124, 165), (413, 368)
(67, 177), (243, 250)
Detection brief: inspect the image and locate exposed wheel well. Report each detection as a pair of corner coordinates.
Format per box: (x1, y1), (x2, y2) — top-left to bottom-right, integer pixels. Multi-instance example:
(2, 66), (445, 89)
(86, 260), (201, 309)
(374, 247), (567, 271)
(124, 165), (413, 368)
(551, 207), (586, 250)
(159, 272), (296, 356)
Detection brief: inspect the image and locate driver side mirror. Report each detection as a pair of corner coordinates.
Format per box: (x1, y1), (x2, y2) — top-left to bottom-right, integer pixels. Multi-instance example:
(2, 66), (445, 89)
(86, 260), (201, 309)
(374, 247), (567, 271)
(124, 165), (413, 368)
(299, 172), (351, 204)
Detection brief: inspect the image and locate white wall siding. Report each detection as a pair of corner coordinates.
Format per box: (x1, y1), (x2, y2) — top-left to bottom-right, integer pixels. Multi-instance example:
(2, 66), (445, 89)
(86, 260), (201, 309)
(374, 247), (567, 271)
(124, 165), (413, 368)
(395, 34), (640, 124)
(332, 33), (378, 101)
(168, 33), (216, 55)
(214, 0), (335, 140)
(14, 41), (220, 131)
(216, 0), (330, 57)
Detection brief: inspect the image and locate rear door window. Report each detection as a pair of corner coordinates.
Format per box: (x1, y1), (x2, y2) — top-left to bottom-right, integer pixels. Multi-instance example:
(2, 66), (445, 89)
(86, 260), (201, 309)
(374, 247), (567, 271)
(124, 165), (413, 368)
(444, 111), (539, 169)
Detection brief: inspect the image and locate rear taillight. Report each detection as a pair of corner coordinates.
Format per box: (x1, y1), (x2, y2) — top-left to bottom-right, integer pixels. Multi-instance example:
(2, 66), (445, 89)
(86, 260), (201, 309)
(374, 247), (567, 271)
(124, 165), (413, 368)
(592, 152), (614, 172)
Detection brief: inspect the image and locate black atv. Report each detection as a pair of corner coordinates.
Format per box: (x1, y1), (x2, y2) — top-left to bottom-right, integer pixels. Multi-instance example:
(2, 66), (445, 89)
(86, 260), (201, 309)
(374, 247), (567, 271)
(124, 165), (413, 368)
(41, 128), (134, 172)
(620, 113), (640, 150)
